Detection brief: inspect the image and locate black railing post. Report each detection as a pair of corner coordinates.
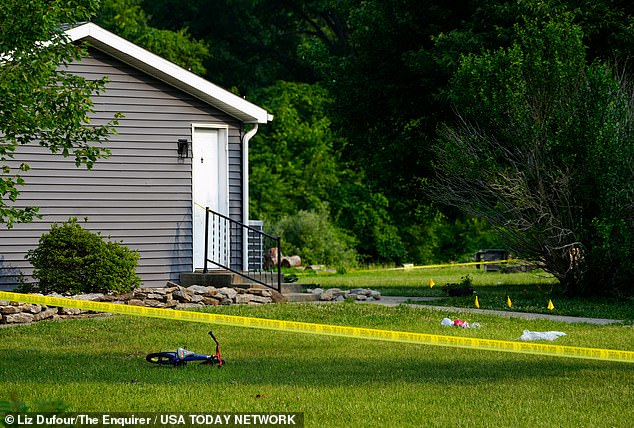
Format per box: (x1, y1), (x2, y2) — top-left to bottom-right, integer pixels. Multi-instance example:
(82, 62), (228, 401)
(223, 216), (227, 268)
(199, 206), (282, 292)
(203, 207), (210, 273)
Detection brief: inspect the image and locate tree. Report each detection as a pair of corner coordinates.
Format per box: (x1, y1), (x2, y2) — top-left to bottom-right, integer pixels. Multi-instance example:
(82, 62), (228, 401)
(431, 13), (634, 295)
(95, 0), (210, 76)
(249, 80), (406, 264)
(249, 81), (342, 220)
(0, 0), (120, 228)
(135, 0), (634, 266)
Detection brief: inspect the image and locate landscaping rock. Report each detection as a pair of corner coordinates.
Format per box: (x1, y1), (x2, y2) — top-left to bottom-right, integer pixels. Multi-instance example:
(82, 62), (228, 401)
(203, 288), (219, 297)
(34, 308), (57, 321)
(143, 300), (165, 308)
(146, 293), (166, 301)
(133, 289), (148, 298)
(59, 307), (82, 315)
(217, 287), (237, 301)
(235, 294), (252, 304)
(172, 287), (193, 303)
(202, 297), (220, 306)
(190, 294), (205, 304)
(0, 280), (287, 325)
(187, 285), (215, 295)
(308, 287), (381, 302)
(269, 290), (288, 304)
(0, 305), (22, 315)
(249, 295), (273, 304)
(164, 298), (178, 308)
(74, 293), (104, 301)
(114, 292), (134, 301)
(22, 304), (42, 314)
(5, 312), (35, 324)
(247, 288), (272, 298)
(319, 289), (336, 301)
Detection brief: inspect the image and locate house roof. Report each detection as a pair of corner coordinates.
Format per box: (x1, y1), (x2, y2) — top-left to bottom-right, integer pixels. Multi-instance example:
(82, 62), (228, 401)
(66, 23), (272, 124)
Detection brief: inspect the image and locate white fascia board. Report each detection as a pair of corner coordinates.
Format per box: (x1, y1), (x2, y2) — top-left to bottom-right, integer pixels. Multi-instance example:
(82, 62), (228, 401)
(65, 23), (270, 124)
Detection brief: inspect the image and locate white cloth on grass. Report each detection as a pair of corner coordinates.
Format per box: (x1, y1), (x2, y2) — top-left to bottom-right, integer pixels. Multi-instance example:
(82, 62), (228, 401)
(520, 330), (566, 341)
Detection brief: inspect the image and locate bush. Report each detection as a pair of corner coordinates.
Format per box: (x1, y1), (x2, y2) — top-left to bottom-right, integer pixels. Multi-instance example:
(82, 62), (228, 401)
(25, 218), (140, 294)
(442, 275), (476, 297)
(272, 206), (357, 268)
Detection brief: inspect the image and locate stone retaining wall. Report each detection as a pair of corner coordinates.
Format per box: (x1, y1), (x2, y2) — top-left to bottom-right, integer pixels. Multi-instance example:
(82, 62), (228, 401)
(306, 287), (381, 302)
(0, 283), (286, 325)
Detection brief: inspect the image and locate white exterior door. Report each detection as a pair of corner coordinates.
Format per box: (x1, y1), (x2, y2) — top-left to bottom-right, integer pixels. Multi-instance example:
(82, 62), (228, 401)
(192, 127), (229, 270)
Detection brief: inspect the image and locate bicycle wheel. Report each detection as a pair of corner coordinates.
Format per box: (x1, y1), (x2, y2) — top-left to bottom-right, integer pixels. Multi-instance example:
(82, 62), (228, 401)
(146, 352), (178, 365)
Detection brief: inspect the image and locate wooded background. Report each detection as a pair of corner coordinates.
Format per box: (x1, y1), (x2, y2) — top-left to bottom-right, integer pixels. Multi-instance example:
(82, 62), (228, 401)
(4, 0), (633, 294)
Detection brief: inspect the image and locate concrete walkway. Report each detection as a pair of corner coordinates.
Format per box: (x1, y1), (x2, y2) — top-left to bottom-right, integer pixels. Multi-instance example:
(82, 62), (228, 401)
(355, 296), (623, 325)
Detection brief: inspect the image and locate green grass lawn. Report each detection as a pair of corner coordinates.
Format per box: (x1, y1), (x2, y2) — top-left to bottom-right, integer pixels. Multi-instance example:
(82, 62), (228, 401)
(2, 302), (633, 427)
(296, 266), (634, 320)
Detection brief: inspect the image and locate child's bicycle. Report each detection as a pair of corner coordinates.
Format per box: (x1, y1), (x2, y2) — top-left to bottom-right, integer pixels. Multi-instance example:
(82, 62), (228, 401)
(145, 331), (224, 367)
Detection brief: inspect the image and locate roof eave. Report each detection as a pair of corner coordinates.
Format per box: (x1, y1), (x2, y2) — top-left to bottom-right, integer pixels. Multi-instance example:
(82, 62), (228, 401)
(65, 23), (270, 124)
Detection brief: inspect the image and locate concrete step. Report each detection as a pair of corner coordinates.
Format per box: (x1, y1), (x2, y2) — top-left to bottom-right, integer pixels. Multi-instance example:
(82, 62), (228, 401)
(180, 271), (298, 294)
(280, 282), (304, 294)
(283, 292), (320, 303)
(180, 271), (234, 287)
(180, 271), (277, 287)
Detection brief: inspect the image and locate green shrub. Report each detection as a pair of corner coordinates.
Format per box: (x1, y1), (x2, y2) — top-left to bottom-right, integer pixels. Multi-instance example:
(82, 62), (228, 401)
(442, 274), (476, 297)
(272, 206), (357, 268)
(25, 218), (140, 294)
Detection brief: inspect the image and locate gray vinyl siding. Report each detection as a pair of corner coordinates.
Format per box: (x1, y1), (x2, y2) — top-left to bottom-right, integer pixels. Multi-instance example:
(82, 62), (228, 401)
(0, 48), (244, 289)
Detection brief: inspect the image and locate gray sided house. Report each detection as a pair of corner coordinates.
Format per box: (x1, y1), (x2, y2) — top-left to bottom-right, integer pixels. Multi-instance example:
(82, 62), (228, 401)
(0, 23), (272, 289)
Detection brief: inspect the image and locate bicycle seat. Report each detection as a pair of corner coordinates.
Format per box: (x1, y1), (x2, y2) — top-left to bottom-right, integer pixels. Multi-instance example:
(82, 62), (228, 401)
(176, 347), (195, 360)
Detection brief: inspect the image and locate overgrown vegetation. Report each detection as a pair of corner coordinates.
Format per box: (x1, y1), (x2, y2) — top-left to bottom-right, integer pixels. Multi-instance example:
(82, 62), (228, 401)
(272, 206), (357, 268)
(25, 218), (140, 294)
(126, 0), (634, 287)
(441, 274), (475, 297)
(4, 1), (632, 293)
(128, 0), (633, 283)
(0, 0), (120, 228)
(432, 13), (634, 296)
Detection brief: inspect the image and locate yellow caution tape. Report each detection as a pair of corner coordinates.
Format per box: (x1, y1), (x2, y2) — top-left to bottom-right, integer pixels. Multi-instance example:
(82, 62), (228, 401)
(405, 259), (522, 269)
(294, 259), (524, 276)
(1, 291), (632, 364)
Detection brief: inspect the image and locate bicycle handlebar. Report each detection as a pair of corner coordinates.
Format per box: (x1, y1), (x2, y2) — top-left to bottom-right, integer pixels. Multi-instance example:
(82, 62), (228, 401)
(208, 330), (223, 367)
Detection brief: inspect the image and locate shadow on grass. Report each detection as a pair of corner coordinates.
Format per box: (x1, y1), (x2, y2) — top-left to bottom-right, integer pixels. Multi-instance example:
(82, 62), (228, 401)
(408, 283), (634, 320)
(2, 346), (630, 388)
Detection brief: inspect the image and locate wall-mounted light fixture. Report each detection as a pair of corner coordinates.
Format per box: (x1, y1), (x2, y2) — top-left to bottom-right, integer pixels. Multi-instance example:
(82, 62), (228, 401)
(177, 138), (189, 158)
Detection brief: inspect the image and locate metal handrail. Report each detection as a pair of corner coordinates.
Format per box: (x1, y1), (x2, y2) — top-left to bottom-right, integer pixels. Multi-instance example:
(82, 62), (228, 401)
(202, 207), (281, 292)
